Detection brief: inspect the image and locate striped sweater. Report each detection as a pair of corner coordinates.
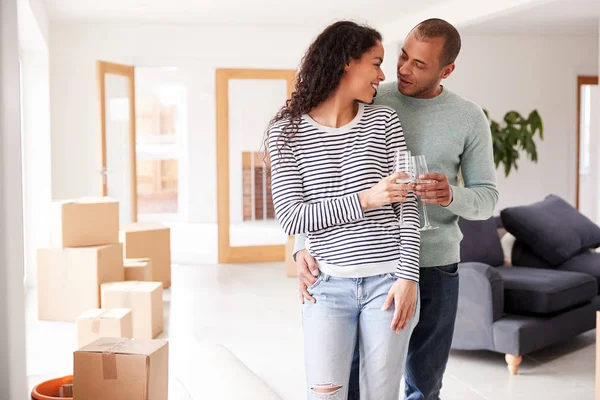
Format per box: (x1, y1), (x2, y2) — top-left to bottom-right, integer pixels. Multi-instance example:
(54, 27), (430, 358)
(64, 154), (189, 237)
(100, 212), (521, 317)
(268, 103), (420, 282)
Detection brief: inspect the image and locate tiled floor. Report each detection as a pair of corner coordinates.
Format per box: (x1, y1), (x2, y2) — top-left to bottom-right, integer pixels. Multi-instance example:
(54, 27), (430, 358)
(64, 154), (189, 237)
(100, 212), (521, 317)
(26, 263), (597, 399)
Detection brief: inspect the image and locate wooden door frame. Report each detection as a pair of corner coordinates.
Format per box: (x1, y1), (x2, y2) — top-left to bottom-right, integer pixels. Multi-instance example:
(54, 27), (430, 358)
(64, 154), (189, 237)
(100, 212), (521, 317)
(216, 68), (295, 263)
(97, 60), (138, 222)
(576, 75), (598, 209)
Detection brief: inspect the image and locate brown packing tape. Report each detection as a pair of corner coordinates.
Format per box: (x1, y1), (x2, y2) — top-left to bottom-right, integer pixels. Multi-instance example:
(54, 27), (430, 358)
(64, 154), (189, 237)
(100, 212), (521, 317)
(91, 319), (101, 333)
(91, 309), (109, 334)
(102, 352), (118, 380)
(100, 338), (131, 380)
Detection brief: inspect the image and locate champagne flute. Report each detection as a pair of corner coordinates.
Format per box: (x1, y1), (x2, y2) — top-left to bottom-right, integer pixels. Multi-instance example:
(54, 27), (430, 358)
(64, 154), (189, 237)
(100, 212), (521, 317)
(394, 150), (413, 225)
(412, 155), (439, 231)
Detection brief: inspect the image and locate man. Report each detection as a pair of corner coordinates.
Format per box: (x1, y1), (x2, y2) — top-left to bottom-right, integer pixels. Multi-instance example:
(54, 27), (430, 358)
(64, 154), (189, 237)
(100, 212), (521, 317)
(292, 18), (498, 400)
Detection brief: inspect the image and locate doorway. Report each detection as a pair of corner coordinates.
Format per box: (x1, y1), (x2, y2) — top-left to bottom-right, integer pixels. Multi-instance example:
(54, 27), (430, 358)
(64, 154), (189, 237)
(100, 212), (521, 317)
(576, 75), (599, 222)
(215, 68), (295, 263)
(97, 62), (187, 224)
(97, 61), (138, 224)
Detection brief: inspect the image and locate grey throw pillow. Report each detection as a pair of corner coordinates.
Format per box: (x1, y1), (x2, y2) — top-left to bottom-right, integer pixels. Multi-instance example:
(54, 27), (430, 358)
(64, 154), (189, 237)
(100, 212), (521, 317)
(458, 217), (504, 267)
(501, 195), (600, 266)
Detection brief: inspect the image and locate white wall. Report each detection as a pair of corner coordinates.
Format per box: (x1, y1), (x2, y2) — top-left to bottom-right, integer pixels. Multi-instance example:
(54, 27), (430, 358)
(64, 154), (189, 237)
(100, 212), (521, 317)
(446, 35), (599, 211)
(27, 0), (49, 46)
(21, 51), (52, 287)
(18, 0), (52, 287)
(381, 0), (552, 40)
(50, 22), (318, 223)
(0, 0), (28, 397)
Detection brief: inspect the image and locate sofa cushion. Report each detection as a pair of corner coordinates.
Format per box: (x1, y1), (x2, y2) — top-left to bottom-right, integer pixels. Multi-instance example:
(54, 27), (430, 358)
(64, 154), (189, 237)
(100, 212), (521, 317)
(557, 250), (600, 293)
(495, 266), (597, 315)
(511, 240), (554, 269)
(501, 195), (600, 266)
(459, 217), (504, 266)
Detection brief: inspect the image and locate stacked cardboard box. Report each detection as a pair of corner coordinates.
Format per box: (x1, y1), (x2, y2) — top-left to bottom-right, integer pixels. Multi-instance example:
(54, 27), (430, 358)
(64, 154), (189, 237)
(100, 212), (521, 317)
(73, 337), (168, 400)
(124, 258), (153, 282)
(76, 308), (133, 348)
(36, 198), (171, 398)
(120, 223), (171, 288)
(50, 197), (120, 247)
(37, 198), (124, 322)
(101, 281), (164, 339)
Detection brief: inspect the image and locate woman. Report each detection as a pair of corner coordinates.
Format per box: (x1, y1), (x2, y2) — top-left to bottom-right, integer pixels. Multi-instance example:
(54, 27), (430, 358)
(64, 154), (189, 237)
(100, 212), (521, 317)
(266, 21), (421, 399)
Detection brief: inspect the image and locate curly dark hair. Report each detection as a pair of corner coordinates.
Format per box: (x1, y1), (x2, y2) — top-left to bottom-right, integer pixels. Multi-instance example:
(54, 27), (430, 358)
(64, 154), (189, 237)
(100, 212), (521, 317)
(264, 21), (382, 164)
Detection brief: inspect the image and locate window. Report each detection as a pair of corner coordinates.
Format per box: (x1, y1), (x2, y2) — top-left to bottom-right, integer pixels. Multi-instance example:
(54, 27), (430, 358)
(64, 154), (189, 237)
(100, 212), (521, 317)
(135, 70), (187, 220)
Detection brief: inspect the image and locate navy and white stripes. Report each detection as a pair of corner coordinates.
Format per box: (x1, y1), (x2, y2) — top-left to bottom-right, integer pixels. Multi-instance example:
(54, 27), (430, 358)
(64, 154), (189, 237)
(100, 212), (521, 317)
(268, 103), (420, 282)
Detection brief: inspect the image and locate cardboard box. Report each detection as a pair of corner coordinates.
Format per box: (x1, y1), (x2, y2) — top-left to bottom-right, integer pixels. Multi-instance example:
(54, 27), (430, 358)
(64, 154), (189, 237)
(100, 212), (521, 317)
(101, 282), (164, 339)
(73, 337), (168, 400)
(76, 308), (133, 349)
(120, 223), (171, 288)
(37, 244), (124, 322)
(124, 258), (152, 282)
(285, 236), (297, 277)
(51, 197), (119, 248)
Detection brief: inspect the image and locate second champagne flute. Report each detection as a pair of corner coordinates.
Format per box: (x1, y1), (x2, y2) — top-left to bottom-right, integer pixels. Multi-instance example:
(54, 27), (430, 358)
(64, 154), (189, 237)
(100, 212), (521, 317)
(412, 155), (439, 231)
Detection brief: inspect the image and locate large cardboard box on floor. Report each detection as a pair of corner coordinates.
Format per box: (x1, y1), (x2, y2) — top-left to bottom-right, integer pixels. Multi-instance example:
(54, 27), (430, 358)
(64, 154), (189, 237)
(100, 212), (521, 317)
(51, 197), (119, 248)
(124, 258), (152, 282)
(101, 281), (164, 339)
(37, 244), (124, 322)
(76, 308), (133, 349)
(73, 337), (168, 400)
(120, 223), (171, 288)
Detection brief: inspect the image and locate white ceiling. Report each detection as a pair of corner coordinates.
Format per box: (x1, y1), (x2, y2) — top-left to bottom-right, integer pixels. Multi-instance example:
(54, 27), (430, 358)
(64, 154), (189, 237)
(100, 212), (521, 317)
(43, 0), (447, 26)
(460, 0), (600, 37)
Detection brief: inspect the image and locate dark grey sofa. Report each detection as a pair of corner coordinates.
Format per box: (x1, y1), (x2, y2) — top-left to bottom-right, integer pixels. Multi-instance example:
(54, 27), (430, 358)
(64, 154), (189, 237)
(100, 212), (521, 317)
(451, 195), (600, 374)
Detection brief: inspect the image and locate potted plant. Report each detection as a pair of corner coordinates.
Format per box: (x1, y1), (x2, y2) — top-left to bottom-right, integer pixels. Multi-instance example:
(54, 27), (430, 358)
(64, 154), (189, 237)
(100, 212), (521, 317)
(484, 109), (544, 177)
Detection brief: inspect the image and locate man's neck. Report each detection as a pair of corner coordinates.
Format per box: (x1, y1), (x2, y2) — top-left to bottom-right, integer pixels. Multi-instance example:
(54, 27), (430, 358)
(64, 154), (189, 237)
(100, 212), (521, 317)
(408, 84), (444, 99)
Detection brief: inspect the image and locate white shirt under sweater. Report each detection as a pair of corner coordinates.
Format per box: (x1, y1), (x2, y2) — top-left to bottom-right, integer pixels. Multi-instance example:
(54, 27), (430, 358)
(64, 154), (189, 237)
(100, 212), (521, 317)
(268, 103), (420, 282)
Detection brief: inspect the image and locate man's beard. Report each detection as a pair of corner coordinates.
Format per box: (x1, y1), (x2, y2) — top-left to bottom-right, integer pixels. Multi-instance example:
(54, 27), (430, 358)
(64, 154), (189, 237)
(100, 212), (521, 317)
(399, 75), (438, 98)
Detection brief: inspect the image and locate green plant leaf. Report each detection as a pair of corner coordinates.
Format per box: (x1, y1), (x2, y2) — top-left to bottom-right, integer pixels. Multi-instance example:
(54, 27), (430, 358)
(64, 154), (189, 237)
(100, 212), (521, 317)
(504, 163), (511, 176)
(504, 111), (521, 125)
(528, 110), (544, 139)
(488, 109), (544, 177)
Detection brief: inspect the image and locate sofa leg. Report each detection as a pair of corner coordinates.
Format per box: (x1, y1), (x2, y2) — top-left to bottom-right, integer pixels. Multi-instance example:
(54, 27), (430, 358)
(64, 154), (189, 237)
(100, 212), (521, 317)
(505, 354), (522, 375)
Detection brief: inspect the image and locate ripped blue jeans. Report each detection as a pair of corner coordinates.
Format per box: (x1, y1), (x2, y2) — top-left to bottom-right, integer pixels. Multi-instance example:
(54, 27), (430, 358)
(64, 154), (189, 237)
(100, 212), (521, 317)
(302, 272), (420, 400)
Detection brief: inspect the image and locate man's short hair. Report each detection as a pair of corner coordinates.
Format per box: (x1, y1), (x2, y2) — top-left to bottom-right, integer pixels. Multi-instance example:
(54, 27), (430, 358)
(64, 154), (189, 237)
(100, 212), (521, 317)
(413, 18), (461, 66)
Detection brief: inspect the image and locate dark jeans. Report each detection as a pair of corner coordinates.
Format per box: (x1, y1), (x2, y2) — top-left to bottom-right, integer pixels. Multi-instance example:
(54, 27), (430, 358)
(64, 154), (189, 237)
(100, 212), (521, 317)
(348, 264), (459, 400)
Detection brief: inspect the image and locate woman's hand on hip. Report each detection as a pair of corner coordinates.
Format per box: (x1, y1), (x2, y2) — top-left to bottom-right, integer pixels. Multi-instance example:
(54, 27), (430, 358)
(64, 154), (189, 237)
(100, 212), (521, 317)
(358, 172), (412, 210)
(382, 278), (418, 334)
(296, 249), (318, 304)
